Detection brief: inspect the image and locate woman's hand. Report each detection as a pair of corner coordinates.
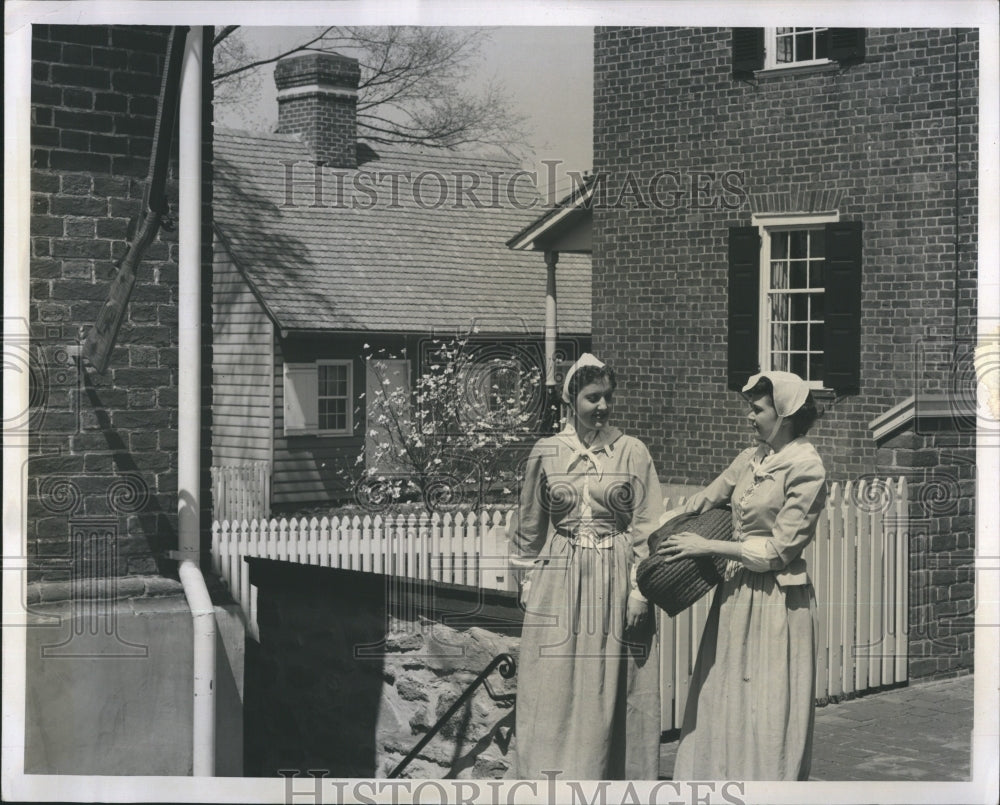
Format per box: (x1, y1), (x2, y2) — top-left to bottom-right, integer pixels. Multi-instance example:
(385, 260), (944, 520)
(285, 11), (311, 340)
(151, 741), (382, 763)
(656, 531), (712, 562)
(625, 594), (648, 632)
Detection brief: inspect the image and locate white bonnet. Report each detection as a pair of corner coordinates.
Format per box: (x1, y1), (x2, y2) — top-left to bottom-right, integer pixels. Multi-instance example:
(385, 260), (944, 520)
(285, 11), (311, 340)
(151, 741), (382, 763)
(562, 353), (606, 404)
(741, 370), (810, 417)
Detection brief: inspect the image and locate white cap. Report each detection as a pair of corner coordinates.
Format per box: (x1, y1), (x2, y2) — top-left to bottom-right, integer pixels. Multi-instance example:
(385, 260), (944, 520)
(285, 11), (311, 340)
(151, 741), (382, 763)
(562, 353), (606, 404)
(742, 370), (810, 417)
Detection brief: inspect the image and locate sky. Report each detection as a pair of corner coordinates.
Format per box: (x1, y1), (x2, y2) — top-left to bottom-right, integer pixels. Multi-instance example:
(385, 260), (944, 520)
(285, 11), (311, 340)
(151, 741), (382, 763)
(213, 26), (594, 201)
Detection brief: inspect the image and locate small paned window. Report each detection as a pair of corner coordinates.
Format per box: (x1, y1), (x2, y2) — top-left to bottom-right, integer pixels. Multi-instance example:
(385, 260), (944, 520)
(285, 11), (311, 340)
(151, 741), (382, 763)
(318, 362), (351, 433)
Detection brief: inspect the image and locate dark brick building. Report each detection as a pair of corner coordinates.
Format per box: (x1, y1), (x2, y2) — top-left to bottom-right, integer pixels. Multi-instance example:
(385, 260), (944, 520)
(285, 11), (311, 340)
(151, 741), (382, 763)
(591, 27), (978, 679)
(29, 23), (214, 585)
(23, 25), (241, 776)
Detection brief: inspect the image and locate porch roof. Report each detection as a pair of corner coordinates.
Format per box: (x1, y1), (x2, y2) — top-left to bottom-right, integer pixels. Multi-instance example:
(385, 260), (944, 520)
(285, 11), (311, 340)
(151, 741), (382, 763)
(214, 130), (591, 335)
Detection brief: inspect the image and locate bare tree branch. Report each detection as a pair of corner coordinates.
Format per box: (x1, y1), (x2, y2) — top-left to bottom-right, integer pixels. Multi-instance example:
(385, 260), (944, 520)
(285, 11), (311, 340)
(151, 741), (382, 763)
(213, 26), (529, 154)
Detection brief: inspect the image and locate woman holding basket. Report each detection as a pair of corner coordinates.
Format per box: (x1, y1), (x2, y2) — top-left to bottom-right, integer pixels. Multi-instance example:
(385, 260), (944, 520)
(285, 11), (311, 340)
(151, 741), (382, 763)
(657, 371), (826, 781)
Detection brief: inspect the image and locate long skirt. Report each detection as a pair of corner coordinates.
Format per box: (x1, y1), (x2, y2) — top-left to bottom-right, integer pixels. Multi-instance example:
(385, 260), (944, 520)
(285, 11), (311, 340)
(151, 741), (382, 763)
(673, 568), (818, 781)
(512, 532), (661, 780)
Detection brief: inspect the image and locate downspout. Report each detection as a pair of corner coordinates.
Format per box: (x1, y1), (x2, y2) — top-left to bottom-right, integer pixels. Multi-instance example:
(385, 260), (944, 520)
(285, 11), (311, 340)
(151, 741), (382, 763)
(543, 250), (560, 433)
(176, 26), (216, 777)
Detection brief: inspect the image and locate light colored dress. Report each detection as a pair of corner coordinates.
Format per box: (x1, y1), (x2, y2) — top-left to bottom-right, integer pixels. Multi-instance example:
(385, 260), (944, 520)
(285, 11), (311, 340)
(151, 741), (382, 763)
(672, 437), (827, 781)
(511, 424), (665, 780)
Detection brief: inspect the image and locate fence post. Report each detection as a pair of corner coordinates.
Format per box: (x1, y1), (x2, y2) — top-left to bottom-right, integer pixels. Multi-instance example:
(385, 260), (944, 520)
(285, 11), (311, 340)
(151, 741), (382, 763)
(896, 476), (909, 682)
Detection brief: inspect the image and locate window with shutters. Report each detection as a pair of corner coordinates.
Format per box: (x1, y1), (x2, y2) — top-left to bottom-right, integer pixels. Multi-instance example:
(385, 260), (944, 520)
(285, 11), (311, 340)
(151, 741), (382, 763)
(728, 216), (863, 394)
(283, 359), (354, 436)
(765, 27), (831, 69)
(732, 28), (865, 78)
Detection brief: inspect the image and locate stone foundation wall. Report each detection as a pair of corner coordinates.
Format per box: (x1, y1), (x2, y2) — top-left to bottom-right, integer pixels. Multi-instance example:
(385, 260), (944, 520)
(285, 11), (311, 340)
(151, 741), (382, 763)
(245, 560), (522, 779)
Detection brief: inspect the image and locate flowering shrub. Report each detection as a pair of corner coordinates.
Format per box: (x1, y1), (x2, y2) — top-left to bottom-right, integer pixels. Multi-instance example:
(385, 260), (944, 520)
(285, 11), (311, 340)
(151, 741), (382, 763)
(346, 335), (544, 511)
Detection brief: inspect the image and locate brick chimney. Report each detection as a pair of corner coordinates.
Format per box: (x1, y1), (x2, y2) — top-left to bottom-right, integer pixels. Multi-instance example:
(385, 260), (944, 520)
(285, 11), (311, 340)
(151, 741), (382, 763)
(274, 52), (361, 169)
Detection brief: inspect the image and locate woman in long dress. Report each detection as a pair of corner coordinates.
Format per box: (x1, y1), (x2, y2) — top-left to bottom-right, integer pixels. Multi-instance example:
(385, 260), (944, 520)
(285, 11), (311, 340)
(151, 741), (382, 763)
(511, 354), (665, 780)
(657, 370), (826, 781)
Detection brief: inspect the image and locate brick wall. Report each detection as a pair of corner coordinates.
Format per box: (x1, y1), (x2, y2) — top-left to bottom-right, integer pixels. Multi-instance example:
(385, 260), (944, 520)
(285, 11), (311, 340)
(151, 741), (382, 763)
(592, 28), (978, 680)
(28, 25), (214, 583)
(592, 27), (978, 482)
(876, 426), (976, 677)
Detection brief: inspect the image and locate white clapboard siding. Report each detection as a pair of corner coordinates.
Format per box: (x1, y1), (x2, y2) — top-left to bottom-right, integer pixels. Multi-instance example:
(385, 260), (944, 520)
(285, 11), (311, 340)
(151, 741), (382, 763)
(211, 462), (271, 524)
(212, 242), (274, 470)
(212, 480), (910, 717)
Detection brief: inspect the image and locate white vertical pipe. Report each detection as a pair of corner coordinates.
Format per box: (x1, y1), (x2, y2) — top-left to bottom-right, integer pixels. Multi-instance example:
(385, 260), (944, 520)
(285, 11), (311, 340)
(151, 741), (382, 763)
(177, 26), (216, 777)
(544, 250), (558, 387)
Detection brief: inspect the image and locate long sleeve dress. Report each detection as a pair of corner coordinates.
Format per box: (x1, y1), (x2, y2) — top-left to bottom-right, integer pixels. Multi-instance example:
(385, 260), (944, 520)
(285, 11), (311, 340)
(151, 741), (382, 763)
(510, 424), (665, 780)
(671, 437), (827, 781)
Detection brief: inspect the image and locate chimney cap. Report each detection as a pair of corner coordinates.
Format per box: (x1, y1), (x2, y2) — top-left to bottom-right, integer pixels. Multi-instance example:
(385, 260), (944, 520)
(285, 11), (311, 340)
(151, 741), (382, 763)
(274, 52), (361, 92)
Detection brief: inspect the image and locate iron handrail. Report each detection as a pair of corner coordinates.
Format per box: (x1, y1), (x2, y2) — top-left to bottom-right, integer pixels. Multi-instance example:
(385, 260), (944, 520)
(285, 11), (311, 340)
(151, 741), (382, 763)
(387, 652), (516, 778)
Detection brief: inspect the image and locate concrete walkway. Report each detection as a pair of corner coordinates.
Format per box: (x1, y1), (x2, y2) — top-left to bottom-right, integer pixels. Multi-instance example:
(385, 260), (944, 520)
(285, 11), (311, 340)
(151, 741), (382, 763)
(659, 674), (975, 781)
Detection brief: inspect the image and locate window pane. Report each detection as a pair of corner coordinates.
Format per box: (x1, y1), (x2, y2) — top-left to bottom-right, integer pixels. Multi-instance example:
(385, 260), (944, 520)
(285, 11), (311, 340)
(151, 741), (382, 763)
(771, 261), (789, 289)
(772, 231), (788, 259)
(791, 294), (810, 320)
(776, 32), (794, 63)
(772, 352), (789, 371)
(790, 261), (809, 289)
(772, 322), (789, 352)
(809, 263), (824, 288)
(811, 323), (825, 350)
(809, 353), (825, 381)
(319, 399), (346, 431)
(790, 231), (809, 259)
(319, 365), (347, 396)
(796, 31), (814, 61)
(790, 352), (808, 377)
(790, 323), (809, 349)
(815, 29), (830, 59)
(770, 292), (790, 324)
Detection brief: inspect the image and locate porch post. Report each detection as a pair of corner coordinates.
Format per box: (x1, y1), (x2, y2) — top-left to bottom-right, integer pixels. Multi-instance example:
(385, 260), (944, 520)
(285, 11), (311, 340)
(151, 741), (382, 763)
(542, 250), (560, 433)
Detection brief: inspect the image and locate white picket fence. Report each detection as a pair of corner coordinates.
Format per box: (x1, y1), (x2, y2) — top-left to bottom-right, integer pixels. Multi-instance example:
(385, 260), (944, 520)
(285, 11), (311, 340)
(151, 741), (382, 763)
(211, 509), (515, 642)
(211, 462), (271, 524)
(211, 476), (909, 716)
(658, 476), (909, 730)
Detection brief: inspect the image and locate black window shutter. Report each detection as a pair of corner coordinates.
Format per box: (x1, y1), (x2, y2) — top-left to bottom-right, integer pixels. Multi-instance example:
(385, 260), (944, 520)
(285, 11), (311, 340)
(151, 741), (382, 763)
(829, 28), (866, 65)
(732, 29), (765, 78)
(728, 227), (761, 391)
(823, 221), (863, 394)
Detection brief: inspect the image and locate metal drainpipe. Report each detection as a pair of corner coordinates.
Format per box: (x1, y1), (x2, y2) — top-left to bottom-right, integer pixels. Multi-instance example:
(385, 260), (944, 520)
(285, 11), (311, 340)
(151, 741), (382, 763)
(176, 26), (216, 777)
(544, 250), (559, 432)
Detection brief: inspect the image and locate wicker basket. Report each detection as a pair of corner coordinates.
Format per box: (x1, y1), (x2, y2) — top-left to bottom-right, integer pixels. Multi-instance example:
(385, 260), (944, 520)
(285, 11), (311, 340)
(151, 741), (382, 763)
(636, 507), (734, 617)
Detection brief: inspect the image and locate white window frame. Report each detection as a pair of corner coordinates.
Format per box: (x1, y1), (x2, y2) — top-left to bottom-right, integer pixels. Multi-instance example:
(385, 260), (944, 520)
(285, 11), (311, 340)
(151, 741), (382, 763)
(752, 212), (839, 390)
(763, 27), (834, 71)
(316, 359), (353, 436)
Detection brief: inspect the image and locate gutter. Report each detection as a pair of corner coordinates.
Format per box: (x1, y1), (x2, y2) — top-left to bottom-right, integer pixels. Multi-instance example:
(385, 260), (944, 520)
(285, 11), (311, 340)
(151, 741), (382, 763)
(174, 26), (216, 777)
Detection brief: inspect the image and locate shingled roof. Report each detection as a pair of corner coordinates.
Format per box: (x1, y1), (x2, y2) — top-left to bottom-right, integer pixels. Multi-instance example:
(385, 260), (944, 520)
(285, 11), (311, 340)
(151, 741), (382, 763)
(214, 129), (591, 335)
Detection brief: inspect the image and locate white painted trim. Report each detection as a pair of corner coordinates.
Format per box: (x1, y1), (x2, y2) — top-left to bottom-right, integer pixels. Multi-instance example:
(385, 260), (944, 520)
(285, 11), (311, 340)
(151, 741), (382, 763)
(869, 394), (976, 442)
(762, 26), (835, 71)
(508, 182), (596, 251)
(277, 84), (357, 101)
(755, 214), (838, 389)
(752, 211), (840, 228)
